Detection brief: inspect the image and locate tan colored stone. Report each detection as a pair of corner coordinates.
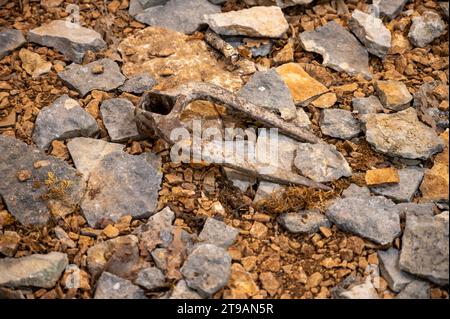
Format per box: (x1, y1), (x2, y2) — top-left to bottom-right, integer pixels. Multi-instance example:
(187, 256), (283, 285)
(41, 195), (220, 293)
(0, 111), (15, 128)
(365, 167), (400, 186)
(375, 80), (413, 111)
(273, 40), (294, 64)
(259, 272), (280, 296)
(319, 226), (333, 238)
(241, 256), (257, 272)
(103, 224), (120, 239)
(250, 221), (268, 239)
(227, 263), (259, 297)
(311, 93), (337, 109)
(306, 272), (323, 289)
(19, 48), (52, 78)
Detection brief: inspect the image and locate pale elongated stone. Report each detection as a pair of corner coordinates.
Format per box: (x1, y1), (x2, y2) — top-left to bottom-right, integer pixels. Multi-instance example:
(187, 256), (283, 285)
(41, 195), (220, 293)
(94, 272), (146, 299)
(408, 11), (446, 48)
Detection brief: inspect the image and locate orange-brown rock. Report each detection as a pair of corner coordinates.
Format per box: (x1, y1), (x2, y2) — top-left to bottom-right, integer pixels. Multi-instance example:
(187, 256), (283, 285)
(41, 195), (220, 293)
(365, 167), (400, 186)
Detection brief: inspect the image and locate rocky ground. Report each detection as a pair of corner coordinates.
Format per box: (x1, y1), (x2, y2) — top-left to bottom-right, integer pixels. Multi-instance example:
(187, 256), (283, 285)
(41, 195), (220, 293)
(0, 0), (449, 299)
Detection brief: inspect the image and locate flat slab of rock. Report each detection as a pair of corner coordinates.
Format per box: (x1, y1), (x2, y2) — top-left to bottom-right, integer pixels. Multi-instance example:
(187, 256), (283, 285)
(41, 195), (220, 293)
(399, 213), (449, 286)
(253, 181), (285, 203)
(0, 252), (68, 288)
(238, 69), (296, 121)
(276, 63), (328, 106)
(33, 95), (99, 150)
(205, 6), (289, 38)
(364, 108), (444, 160)
(369, 168), (424, 202)
(375, 80), (413, 111)
(137, 207), (175, 249)
(27, 20), (106, 63)
(197, 218), (239, 249)
(170, 280), (203, 299)
(0, 136), (85, 226)
(134, 0), (221, 34)
(94, 272), (146, 299)
(300, 21), (371, 79)
(352, 96), (384, 116)
(342, 183), (371, 198)
(134, 267), (166, 290)
(349, 9), (391, 59)
(326, 195), (401, 245)
(224, 168), (256, 192)
(100, 99), (141, 142)
(395, 280), (431, 299)
(119, 74), (156, 94)
(181, 244), (232, 297)
(19, 48), (52, 78)
(81, 151), (162, 227)
(278, 210), (330, 234)
(58, 58), (126, 97)
(378, 248), (414, 292)
(396, 202), (435, 218)
(365, 167), (400, 186)
(0, 28), (26, 59)
(372, 0), (409, 19)
(320, 109), (361, 140)
(408, 11), (446, 48)
(295, 143), (352, 183)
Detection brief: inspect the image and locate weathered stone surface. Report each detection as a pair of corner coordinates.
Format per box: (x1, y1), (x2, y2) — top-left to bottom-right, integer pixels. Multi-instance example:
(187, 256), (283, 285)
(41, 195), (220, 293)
(18, 48), (52, 78)
(181, 244), (232, 297)
(311, 92), (337, 109)
(242, 0), (313, 7)
(253, 181), (285, 202)
(372, 0), (409, 19)
(134, 0), (221, 34)
(396, 202), (435, 218)
(413, 81), (449, 130)
(326, 195), (401, 245)
(227, 263), (259, 298)
(0, 28), (26, 60)
(399, 213), (449, 286)
(81, 151), (162, 227)
(342, 183), (371, 198)
(375, 80), (413, 111)
(364, 108), (444, 160)
(170, 280), (203, 299)
(408, 11), (446, 48)
(320, 109), (361, 140)
(365, 167), (400, 186)
(440, 2), (449, 18)
(100, 99), (141, 142)
(205, 6), (289, 38)
(378, 248), (414, 292)
(119, 27), (242, 92)
(33, 95), (99, 150)
(300, 21), (371, 79)
(58, 58), (126, 97)
(0, 252), (68, 288)
(67, 137), (124, 179)
(119, 74), (156, 94)
(349, 9), (391, 58)
(94, 272), (146, 299)
(224, 168), (256, 192)
(238, 69), (296, 121)
(278, 210), (330, 234)
(197, 218), (239, 249)
(27, 20), (106, 63)
(331, 276), (379, 299)
(295, 143), (352, 183)
(352, 96), (384, 116)
(276, 63), (328, 106)
(369, 168), (424, 202)
(0, 231), (21, 257)
(137, 207), (175, 249)
(395, 280), (431, 299)
(134, 267), (166, 290)
(0, 136), (85, 226)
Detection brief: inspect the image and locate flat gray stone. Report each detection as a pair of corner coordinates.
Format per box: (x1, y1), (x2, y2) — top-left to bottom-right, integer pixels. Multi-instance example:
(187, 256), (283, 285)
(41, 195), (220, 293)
(320, 109), (361, 140)
(137, 207), (175, 249)
(364, 108), (445, 160)
(399, 213), (449, 286)
(326, 195), (401, 245)
(119, 74), (156, 94)
(94, 272), (146, 299)
(295, 143), (352, 183)
(408, 11), (446, 48)
(135, 0), (221, 34)
(81, 151), (162, 227)
(349, 9), (391, 59)
(238, 69), (296, 121)
(58, 58), (126, 97)
(253, 181), (285, 202)
(395, 202), (435, 219)
(369, 168), (424, 202)
(67, 137), (124, 180)
(170, 280), (203, 299)
(300, 21), (371, 79)
(395, 280), (431, 299)
(181, 244), (231, 297)
(0, 28), (26, 60)
(224, 168), (256, 192)
(372, 0), (409, 19)
(32, 95), (99, 150)
(197, 218), (239, 248)
(0, 136), (85, 226)
(100, 98), (141, 142)
(134, 267), (166, 290)
(342, 183), (371, 198)
(413, 81), (449, 130)
(278, 210), (331, 234)
(352, 96), (384, 116)
(27, 20), (106, 63)
(0, 252), (68, 288)
(378, 248), (414, 292)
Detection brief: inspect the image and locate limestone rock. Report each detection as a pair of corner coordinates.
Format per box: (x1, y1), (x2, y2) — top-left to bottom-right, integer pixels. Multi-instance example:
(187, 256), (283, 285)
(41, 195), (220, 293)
(100, 99), (141, 142)
(253, 181), (285, 203)
(197, 218), (239, 249)
(396, 202), (435, 218)
(352, 96), (384, 116)
(375, 80), (413, 111)
(118, 74), (157, 94)
(27, 20), (106, 63)
(395, 280), (431, 299)
(311, 93), (337, 109)
(365, 167), (400, 186)
(94, 272), (146, 299)
(33, 95), (99, 150)
(320, 109), (361, 140)
(0, 231), (21, 257)
(408, 11), (446, 48)
(134, 267), (166, 290)
(170, 280), (203, 299)
(342, 183), (371, 198)
(0, 28), (26, 59)
(224, 168), (256, 192)
(18, 48), (52, 78)
(278, 210), (331, 234)
(372, 0), (409, 19)
(378, 248), (414, 292)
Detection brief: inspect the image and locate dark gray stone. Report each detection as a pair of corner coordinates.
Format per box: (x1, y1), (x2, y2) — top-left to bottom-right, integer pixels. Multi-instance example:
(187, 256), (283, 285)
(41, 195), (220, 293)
(320, 109), (361, 140)
(0, 136), (86, 226)
(0, 28), (26, 60)
(197, 218), (239, 249)
(278, 210), (331, 234)
(181, 244), (231, 297)
(326, 195), (401, 245)
(378, 248), (414, 292)
(58, 58), (126, 97)
(408, 11), (446, 48)
(100, 98), (141, 142)
(395, 280), (431, 299)
(32, 95), (99, 150)
(372, 0), (409, 19)
(352, 96), (384, 116)
(94, 272), (146, 299)
(134, 267), (166, 290)
(299, 21), (371, 79)
(0, 252), (68, 288)
(119, 74), (157, 94)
